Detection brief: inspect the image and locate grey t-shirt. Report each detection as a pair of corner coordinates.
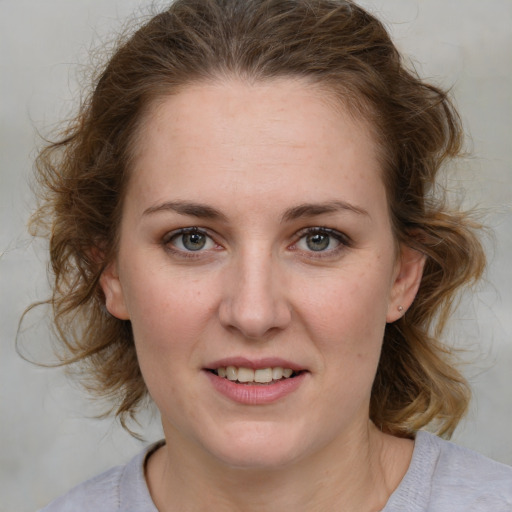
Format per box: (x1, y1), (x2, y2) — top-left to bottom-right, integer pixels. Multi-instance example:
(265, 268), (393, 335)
(39, 431), (512, 511)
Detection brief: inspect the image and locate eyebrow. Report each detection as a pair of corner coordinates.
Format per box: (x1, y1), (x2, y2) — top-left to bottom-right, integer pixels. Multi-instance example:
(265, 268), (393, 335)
(143, 201), (228, 221)
(142, 199), (369, 222)
(281, 200), (369, 222)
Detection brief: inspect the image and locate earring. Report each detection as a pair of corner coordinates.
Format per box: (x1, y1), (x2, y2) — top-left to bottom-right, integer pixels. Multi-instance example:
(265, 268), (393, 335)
(397, 305), (404, 312)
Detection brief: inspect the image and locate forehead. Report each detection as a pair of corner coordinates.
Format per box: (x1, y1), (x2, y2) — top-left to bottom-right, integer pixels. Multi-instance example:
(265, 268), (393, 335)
(138, 77), (375, 152)
(127, 78), (386, 217)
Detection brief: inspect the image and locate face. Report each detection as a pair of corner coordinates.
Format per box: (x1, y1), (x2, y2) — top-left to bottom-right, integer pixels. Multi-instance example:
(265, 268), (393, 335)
(101, 78), (423, 469)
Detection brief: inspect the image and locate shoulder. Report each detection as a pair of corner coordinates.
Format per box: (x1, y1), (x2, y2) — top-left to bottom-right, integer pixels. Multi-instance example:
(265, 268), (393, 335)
(427, 432), (512, 510)
(38, 442), (162, 512)
(38, 464), (124, 512)
(385, 431), (512, 512)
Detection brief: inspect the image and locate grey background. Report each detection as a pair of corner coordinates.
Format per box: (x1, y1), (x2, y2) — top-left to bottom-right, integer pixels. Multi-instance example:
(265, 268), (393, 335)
(1, 1), (511, 510)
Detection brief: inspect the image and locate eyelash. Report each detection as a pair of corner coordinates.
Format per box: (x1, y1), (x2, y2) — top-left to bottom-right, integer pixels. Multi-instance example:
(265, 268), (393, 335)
(162, 226), (352, 259)
(162, 227), (220, 259)
(291, 227), (352, 258)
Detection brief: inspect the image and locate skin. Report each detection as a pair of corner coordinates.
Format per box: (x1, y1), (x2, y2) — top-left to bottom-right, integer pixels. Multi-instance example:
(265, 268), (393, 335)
(101, 78), (425, 511)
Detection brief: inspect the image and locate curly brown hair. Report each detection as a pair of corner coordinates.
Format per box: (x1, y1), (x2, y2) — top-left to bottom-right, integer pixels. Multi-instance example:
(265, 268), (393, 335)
(28, 0), (485, 437)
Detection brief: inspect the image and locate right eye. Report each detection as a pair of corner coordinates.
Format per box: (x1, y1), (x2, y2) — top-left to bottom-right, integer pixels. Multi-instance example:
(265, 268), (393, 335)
(165, 228), (216, 252)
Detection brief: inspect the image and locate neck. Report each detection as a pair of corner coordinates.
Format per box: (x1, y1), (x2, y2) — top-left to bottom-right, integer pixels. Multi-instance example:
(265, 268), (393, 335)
(146, 421), (413, 512)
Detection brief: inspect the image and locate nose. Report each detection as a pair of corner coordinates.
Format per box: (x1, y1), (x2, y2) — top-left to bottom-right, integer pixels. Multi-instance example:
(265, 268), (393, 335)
(218, 246), (292, 340)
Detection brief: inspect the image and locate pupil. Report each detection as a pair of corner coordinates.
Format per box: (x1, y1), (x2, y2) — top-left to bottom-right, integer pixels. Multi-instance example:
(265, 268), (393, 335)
(307, 233), (329, 251)
(183, 232), (206, 251)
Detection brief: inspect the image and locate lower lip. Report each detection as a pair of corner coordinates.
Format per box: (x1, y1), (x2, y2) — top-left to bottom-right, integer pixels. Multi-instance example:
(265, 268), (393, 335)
(204, 371), (307, 405)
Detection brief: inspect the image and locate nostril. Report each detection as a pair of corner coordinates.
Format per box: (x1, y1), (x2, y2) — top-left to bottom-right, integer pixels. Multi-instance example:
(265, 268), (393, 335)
(217, 264), (292, 338)
(219, 298), (292, 339)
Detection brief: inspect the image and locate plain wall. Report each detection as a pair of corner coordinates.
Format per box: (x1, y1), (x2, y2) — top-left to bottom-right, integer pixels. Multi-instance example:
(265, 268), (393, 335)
(1, 1), (511, 510)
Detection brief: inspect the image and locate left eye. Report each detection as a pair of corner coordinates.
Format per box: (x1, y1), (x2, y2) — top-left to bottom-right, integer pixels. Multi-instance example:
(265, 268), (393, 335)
(295, 229), (344, 252)
(167, 229), (216, 252)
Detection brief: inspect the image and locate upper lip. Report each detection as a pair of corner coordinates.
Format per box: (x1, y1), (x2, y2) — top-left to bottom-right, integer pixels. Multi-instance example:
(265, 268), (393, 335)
(205, 357), (306, 372)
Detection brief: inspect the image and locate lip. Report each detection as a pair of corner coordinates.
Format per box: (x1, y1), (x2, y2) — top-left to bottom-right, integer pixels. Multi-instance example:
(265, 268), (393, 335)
(205, 357), (305, 372)
(204, 370), (307, 405)
(203, 357), (308, 405)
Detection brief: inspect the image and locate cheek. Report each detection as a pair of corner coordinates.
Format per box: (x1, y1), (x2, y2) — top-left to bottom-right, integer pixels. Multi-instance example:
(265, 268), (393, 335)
(295, 265), (391, 366)
(302, 266), (390, 329)
(123, 270), (219, 411)
(122, 266), (219, 356)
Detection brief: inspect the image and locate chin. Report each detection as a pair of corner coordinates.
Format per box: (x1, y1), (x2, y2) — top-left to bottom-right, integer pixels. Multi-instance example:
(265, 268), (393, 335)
(203, 421), (308, 470)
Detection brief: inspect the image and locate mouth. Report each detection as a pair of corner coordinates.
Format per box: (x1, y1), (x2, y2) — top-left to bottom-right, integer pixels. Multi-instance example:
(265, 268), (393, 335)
(208, 366), (304, 385)
(204, 360), (308, 404)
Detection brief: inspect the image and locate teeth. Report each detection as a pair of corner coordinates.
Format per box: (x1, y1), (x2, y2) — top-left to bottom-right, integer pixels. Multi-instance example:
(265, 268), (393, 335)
(255, 368), (273, 383)
(214, 366), (297, 383)
(272, 367), (283, 380)
(237, 367), (254, 382)
(226, 366), (237, 381)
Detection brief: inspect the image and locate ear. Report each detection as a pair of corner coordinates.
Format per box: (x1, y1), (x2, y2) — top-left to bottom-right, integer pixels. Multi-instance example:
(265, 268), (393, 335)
(99, 261), (130, 320)
(386, 244), (426, 323)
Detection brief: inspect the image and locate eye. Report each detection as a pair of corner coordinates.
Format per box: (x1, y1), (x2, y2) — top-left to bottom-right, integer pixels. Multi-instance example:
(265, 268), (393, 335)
(165, 228), (216, 252)
(294, 227), (350, 254)
(301, 231), (336, 252)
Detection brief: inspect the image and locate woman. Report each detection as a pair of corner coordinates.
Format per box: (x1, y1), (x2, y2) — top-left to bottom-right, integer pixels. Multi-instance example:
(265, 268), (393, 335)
(31, 0), (511, 510)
